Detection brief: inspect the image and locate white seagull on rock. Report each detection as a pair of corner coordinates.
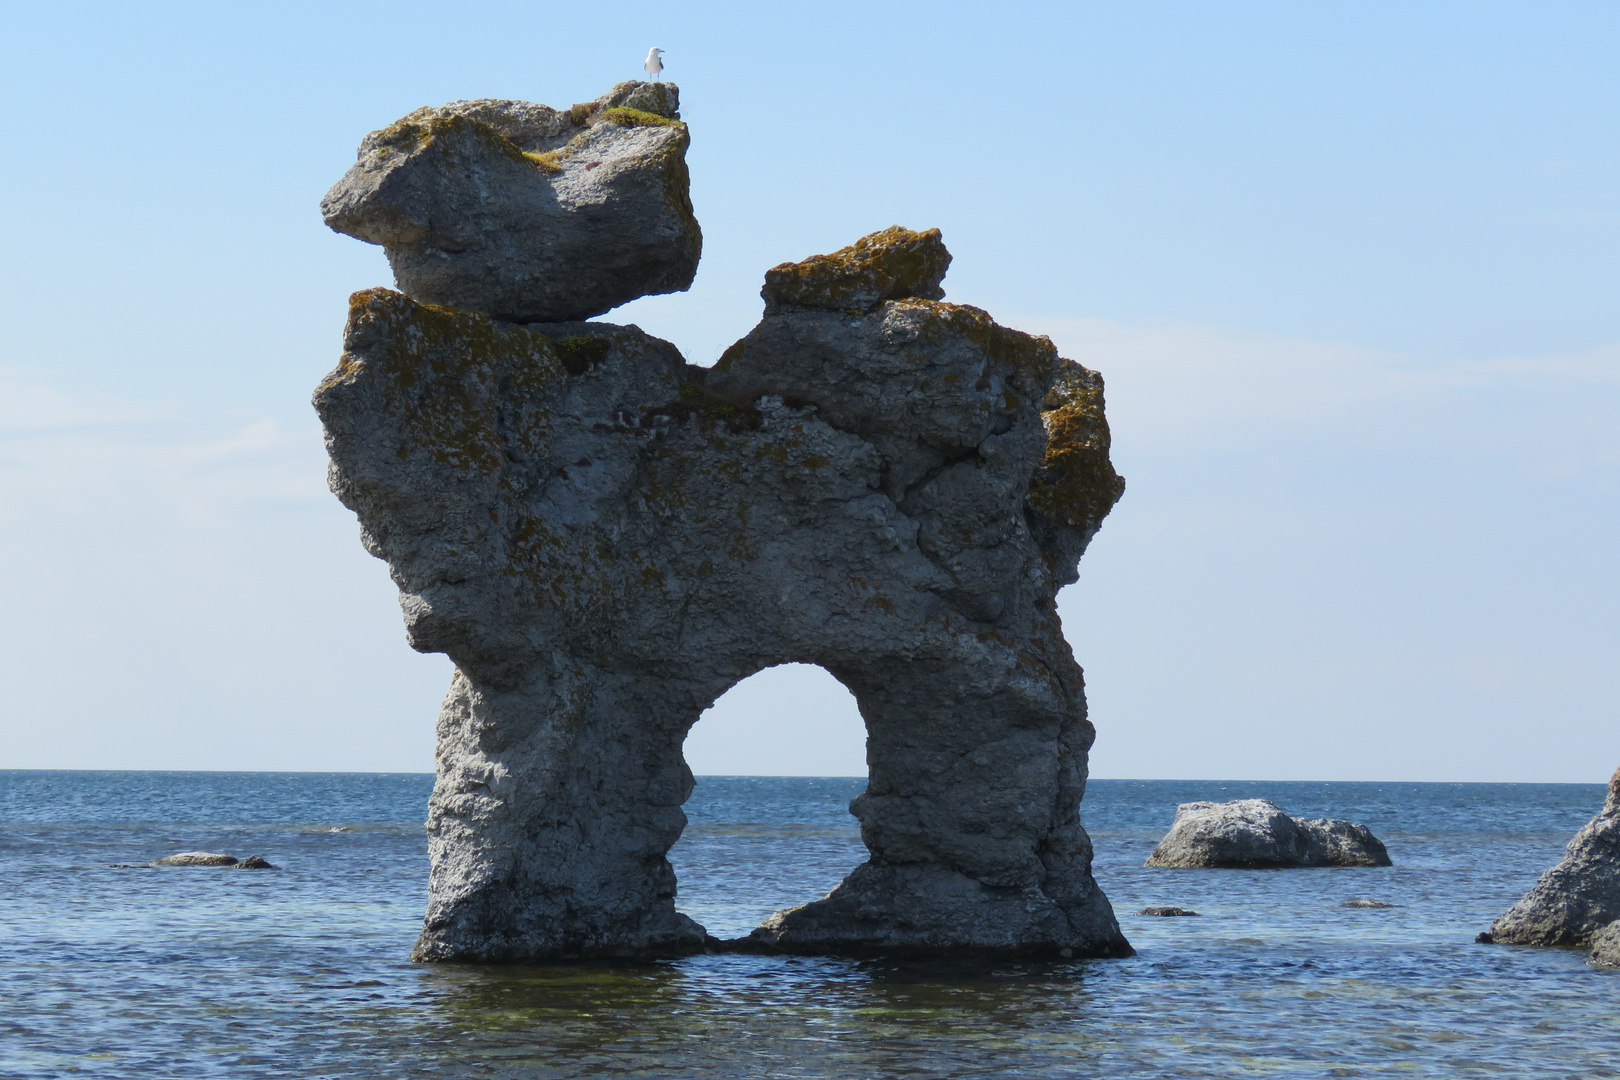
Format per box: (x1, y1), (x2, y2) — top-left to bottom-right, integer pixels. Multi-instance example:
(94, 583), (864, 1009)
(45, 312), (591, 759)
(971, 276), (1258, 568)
(644, 47), (665, 81)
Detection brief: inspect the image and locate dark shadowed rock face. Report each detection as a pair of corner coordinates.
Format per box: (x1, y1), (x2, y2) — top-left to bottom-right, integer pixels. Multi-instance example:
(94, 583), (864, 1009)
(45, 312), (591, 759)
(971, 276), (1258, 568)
(314, 224), (1130, 962)
(1488, 768), (1620, 948)
(1145, 800), (1392, 869)
(321, 82), (699, 323)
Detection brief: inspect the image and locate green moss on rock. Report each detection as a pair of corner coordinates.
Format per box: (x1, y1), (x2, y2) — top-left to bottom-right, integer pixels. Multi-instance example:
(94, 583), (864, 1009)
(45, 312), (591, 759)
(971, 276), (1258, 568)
(555, 336), (611, 375)
(762, 226), (952, 314)
(600, 107), (681, 129)
(1027, 360), (1126, 533)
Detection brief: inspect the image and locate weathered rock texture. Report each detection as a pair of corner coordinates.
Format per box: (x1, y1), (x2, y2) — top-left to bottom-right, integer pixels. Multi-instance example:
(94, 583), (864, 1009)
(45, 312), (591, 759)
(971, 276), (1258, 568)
(151, 852), (238, 867)
(315, 221), (1130, 961)
(322, 82), (698, 323)
(1145, 799), (1392, 869)
(1589, 920), (1620, 966)
(1487, 767), (1620, 948)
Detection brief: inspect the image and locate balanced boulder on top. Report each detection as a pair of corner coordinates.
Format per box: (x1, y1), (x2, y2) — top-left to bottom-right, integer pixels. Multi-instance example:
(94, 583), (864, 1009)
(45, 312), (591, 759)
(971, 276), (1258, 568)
(321, 81), (700, 323)
(1145, 799), (1392, 869)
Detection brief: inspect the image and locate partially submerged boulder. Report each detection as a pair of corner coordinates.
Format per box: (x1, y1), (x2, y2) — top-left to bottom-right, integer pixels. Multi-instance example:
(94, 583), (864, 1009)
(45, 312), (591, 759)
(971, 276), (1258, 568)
(1145, 799), (1392, 869)
(321, 81), (699, 323)
(1590, 921), (1620, 966)
(151, 851), (238, 867)
(1139, 906), (1200, 917)
(1486, 767), (1620, 948)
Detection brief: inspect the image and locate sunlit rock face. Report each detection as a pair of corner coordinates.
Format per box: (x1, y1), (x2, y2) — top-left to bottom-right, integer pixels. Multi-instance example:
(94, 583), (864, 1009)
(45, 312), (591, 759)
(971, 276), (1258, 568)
(1144, 799), (1392, 869)
(1488, 767), (1620, 949)
(316, 92), (1130, 961)
(321, 82), (698, 323)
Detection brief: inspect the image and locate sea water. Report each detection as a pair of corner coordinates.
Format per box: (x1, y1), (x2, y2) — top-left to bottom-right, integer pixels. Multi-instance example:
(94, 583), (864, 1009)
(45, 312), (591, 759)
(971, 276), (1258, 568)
(0, 771), (1613, 1078)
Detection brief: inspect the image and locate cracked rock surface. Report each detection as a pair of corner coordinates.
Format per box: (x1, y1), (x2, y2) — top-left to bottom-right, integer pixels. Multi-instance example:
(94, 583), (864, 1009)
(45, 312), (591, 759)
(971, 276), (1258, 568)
(321, 81), (698, 323)
(1145, 799), (1392, 868)
(317, 106), (1129, 961)
(1487, 767), (1620, 948)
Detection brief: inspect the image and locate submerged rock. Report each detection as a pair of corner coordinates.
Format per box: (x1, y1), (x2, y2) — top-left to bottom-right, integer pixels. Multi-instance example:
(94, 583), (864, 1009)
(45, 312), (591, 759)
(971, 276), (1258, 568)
(1145, 799), (1392, 869)
(321, 82), (699, 323)
(151, 852), (238, 867)
(235, 855), (278, 869)
(1589, 921), (1620, 966)
(1486, 767), (1620, 948)
(1342, 899), (1396, 909)
(315, 225), (1130, 962)
(1139, 906), (1201, 917)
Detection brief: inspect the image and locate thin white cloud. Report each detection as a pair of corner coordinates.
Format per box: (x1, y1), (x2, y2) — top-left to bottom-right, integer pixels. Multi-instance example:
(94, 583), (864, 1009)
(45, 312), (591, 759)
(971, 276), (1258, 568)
(0, 376), (174, 431)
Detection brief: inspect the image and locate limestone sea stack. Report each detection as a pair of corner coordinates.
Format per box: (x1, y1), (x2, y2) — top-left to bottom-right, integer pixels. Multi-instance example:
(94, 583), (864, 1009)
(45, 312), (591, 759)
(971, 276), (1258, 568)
(1145, 799), (1392, 869)
(317, 84), (1131, 962)
(322, 82), (698, 323)
(1485, 766), (1620, 949)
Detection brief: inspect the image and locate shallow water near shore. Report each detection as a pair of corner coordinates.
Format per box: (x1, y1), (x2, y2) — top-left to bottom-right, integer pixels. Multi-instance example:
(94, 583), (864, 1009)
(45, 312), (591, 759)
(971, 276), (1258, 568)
(0, 771), (1614, 1078)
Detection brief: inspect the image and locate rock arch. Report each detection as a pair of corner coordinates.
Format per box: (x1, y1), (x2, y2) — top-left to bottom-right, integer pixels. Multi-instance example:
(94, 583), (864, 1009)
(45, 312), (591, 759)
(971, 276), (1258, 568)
(685, 662), (866, 777)
(315, 85), (1132, 961)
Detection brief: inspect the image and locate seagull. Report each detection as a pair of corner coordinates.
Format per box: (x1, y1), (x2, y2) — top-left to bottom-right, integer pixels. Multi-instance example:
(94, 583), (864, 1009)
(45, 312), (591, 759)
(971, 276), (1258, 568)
(644, 47), (665, 81)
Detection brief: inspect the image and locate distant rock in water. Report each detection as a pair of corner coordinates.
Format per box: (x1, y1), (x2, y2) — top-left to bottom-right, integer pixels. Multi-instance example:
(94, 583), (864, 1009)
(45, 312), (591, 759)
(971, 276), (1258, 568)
(151, 852), (238, 867)
(235, 855), (277, 869)
(1139, 906), (1200, 917)
(1343, 899), (1396, 909)
(1145, 799), (1392, 869)
(1589, 921), (1620, 966)
(1486, 767), (1620, 948)
(321, 82), (699, 323)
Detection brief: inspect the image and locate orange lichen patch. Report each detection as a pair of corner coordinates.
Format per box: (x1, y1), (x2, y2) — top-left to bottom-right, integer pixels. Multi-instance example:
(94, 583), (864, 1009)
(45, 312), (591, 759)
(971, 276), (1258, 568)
(762, 226), (951, 313)
(1027, 360), (1126, 532)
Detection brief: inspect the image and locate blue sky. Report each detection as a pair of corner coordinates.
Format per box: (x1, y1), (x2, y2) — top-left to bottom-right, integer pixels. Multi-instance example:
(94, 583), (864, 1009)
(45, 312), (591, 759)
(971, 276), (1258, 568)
(1, 2), (1614, 780)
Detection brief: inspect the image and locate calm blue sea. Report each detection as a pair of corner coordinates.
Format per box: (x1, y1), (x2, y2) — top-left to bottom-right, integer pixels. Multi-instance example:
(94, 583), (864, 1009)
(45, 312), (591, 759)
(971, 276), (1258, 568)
(0, 771), (1613, 1078)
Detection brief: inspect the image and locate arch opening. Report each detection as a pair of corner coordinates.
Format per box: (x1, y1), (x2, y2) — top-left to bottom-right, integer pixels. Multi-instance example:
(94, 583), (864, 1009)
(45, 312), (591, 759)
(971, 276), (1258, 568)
(670, 663), (869, 939)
